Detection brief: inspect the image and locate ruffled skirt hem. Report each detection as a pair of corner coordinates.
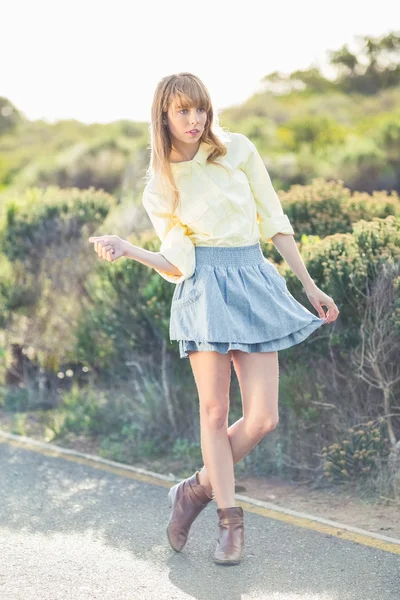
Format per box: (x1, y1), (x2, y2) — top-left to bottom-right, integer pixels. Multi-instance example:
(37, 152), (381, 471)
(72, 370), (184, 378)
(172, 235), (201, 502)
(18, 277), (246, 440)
(178, 315), (324, 359)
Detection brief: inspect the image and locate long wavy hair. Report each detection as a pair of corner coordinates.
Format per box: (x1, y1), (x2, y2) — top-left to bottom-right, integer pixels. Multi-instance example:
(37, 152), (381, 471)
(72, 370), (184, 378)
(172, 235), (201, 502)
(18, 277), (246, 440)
(145, 72), (229, 230)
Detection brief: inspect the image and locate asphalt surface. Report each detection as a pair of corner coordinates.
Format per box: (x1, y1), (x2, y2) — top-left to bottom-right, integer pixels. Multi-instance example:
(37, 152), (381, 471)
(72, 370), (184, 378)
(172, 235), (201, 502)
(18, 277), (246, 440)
(0, 440), (399, 600)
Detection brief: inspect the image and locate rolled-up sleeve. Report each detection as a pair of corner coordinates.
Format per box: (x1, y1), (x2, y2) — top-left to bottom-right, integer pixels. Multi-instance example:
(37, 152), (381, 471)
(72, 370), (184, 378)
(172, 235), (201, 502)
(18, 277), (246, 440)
(239, 134), (294, 242)
(142, 183), (195, 284)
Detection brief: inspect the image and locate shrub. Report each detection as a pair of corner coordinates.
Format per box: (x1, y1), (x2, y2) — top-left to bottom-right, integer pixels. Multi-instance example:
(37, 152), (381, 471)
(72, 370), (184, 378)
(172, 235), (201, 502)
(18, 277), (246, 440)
(282, 215), (400, 350)
(279, 178), (400, 240)
(0, 185), (115, 263)
(322, 419), (391, 483)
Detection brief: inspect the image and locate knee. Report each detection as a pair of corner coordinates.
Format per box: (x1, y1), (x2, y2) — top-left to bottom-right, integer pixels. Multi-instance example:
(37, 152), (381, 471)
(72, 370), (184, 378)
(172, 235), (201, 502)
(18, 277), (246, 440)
(201, 401), (229, 431)
(246, 415), (279, 439)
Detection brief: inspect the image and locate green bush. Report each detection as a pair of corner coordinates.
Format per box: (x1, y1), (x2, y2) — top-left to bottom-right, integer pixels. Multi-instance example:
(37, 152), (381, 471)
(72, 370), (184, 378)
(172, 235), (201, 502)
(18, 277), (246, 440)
(281, 215), (400, 348)
(279, 115), (347, 151)
(172, 438), (203, 468)
(58, 385), (110, 436)
(0, 97), (22, 137)
(279, 178), (400, 240)
(0, 117), (149, 192)
(99, 425), (159, 463)
(0, 185), (115, 262)
(322, 419), (391, 483)
(32, 141), (128, 194)
(75, 233), (173, 378)
(3, 385), (30, 412)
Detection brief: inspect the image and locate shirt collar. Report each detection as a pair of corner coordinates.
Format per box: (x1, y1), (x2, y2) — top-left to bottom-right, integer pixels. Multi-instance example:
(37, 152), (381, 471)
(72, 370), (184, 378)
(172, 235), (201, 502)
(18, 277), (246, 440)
(170, 141), (211, 169)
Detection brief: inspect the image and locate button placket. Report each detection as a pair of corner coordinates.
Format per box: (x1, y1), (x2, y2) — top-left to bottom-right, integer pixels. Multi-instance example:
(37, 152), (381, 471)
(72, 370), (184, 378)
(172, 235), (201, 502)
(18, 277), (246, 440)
(177, 165), (210, 225)
(201, 166), (235, 219)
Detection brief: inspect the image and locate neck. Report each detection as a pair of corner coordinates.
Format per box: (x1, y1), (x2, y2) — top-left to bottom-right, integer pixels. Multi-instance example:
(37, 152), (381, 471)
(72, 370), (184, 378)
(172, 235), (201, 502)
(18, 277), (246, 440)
(169, 138), (202, 163)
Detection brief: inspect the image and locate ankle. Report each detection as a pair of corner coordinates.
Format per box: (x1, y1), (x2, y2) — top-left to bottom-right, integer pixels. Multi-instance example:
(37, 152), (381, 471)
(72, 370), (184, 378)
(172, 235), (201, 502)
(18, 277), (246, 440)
(197, 468), (213, 495)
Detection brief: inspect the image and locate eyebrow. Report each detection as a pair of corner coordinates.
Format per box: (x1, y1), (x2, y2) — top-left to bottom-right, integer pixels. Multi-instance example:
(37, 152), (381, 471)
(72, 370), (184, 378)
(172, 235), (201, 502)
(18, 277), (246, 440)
(175, 104), (204, 110)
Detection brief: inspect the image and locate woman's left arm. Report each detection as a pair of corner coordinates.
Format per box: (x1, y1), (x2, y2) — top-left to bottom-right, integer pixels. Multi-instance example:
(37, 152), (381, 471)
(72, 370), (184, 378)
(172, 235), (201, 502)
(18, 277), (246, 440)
(237, 133), (339, 324)
(272, 233), (340, 325)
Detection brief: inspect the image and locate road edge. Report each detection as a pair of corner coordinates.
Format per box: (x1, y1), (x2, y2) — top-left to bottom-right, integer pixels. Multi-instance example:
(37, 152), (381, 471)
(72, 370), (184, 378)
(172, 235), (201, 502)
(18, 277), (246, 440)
(1, 429), (399, 555)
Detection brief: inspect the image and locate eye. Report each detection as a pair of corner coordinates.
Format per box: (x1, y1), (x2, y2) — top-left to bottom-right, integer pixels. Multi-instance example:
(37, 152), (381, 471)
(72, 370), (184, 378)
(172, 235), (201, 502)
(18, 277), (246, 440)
(178, 107), (206, 114)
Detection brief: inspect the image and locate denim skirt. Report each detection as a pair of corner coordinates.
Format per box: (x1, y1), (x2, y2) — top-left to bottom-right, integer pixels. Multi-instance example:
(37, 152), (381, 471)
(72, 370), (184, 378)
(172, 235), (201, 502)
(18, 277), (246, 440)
(169, 242), (325, 359)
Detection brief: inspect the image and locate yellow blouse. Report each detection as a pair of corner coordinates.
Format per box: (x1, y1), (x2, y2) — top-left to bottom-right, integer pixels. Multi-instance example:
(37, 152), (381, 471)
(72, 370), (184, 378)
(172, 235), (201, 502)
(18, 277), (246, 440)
(142, 132), (294, 284)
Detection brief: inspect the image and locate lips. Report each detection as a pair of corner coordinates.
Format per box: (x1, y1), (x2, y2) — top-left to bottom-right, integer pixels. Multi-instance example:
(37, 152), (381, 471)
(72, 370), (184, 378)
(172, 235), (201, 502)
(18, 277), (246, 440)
(187, 129), (199, 133)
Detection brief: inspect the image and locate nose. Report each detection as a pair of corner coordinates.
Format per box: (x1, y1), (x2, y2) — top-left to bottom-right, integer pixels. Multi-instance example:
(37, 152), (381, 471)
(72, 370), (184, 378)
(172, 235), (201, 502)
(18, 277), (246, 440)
(189, 110), (199, 126)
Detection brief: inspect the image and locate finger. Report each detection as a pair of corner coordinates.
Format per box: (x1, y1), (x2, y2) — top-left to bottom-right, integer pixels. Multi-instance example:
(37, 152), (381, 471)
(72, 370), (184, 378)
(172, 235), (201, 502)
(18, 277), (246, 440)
(95, 243), (110, 258)
(330, 305), (340, 322)
(314, 302), (326, 320)
(328, 304), (337, 317)
(102, 245), (115, 260)
(106, 248), (115, 262)
(89, 236), (112, 244)
(325, 304), (339, 324)
(324, 306), (333, 324)
(94, 242), (104, 257)
(95, 241), (108, 254)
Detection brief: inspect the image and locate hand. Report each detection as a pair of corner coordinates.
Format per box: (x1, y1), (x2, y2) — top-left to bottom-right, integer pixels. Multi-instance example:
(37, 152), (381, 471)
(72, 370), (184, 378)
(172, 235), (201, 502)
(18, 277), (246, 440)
(88, 235), (125, 262)
(304, 283), (340, 324)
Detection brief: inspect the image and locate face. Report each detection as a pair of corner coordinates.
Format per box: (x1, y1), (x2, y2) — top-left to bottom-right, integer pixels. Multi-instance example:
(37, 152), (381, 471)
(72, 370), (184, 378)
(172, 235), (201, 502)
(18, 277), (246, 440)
(165, 100), (208, 147)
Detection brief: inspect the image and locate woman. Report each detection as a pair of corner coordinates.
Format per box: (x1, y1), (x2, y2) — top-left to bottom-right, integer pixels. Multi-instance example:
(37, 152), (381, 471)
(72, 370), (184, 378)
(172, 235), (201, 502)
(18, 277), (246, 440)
(89, 72), (339, 566)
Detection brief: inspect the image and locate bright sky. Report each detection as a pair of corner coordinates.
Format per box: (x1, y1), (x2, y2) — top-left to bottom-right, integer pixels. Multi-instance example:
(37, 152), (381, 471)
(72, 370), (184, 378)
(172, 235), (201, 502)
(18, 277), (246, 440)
(1, 0), (395, 124)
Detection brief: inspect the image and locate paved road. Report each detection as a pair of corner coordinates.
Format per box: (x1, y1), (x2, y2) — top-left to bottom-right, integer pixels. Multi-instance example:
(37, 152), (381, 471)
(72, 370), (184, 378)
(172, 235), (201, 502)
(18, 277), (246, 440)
(0, 438), (399, 600)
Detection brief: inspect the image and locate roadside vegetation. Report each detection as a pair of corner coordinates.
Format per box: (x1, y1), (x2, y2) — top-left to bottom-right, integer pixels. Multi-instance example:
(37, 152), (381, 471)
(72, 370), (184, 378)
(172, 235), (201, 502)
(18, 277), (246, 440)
(1, 31), (399, 504)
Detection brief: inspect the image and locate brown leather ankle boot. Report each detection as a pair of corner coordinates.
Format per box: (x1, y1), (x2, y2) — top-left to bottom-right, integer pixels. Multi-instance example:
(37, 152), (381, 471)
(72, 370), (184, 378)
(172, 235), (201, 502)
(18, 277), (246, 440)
(214, 506), (244, 565)
(167, 471), (214, 552)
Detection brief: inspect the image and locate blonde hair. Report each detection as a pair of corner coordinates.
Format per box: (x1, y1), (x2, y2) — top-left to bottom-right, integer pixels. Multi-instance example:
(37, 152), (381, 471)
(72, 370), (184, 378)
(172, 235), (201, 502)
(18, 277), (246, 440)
(145, 72), (229, 230)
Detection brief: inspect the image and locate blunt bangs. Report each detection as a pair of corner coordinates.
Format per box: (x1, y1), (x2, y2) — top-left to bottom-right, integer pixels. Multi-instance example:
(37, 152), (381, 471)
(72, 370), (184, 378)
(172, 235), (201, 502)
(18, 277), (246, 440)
(168, 77), (211, 112)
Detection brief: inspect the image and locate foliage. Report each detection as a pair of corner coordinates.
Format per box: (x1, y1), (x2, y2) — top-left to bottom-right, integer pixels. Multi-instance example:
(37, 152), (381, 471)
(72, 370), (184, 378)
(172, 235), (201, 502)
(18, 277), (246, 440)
(0, 186), (118, 378)
(286, 215), (400, 301)
(58, 384), (110, 436)
(0, 97), (22, 137)
(172, 438), (203, 470)
(279, 178), (400, 240)
(74, 233), (173, 379)
(262, 31), (400, 96)
(0, 185), (115, 263)
(322, 419), (391, 483)
(0, 118), (149, 194)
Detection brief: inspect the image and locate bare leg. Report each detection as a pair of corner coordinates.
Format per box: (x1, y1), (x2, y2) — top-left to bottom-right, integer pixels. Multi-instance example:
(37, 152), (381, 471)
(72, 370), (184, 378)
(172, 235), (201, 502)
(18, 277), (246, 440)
(197, 350), (279, 495)
(188, 350), (235, 509)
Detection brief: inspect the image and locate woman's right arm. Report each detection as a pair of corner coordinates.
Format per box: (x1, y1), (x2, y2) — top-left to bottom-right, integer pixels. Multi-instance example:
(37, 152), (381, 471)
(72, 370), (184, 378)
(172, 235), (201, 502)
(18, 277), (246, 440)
(122, 241), (183, 278)
(89, 184), (195, 283)
(139, 182), (196, 283)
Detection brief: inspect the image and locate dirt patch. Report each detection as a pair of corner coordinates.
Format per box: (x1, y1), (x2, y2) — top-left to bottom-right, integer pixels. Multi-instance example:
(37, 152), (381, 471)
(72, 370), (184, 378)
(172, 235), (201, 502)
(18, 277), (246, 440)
(234, 474), (400, 539)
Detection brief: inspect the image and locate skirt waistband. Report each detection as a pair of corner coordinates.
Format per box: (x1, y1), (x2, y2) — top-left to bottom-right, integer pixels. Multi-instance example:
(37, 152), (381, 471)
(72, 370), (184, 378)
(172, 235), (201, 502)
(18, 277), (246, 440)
(194, 242), (264, 267)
